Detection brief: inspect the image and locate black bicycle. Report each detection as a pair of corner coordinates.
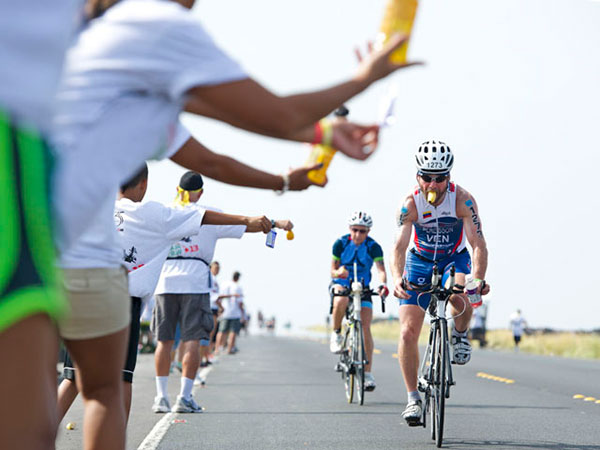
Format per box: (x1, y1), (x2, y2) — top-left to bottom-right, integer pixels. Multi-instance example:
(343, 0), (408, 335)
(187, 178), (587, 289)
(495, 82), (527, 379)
(330, 263), (386, 405)
(413, 264), (462, 448)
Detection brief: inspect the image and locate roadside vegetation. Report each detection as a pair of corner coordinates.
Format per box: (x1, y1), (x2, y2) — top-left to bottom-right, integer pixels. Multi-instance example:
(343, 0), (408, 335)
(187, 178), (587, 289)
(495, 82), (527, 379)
(308, 320), (600, 359)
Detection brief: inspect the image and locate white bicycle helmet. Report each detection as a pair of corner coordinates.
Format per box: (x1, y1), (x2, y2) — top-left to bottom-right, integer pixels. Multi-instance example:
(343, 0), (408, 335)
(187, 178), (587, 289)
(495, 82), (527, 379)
(415, 140), (454, 174)
(348, 211), (373, 228)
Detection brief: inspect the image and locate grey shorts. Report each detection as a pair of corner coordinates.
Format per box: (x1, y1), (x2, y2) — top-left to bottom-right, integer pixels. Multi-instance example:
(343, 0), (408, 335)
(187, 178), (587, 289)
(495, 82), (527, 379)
(152, 293), (213, 342)
(219, 318), (241, 335)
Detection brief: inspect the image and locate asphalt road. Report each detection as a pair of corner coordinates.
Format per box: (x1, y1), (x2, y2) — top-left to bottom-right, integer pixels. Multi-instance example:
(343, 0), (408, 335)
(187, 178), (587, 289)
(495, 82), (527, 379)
(56, 332), (600, 449)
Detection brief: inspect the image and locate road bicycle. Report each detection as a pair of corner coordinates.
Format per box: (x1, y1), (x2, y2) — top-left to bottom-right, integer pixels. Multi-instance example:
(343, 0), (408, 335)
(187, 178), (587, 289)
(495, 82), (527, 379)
(413, 263), (462, 448)
(330, 262), (386, 405)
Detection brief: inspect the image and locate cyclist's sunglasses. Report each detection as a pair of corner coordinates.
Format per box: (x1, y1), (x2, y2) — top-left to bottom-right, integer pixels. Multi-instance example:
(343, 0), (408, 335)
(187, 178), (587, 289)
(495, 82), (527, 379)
(350, 228), (368, 234)
(419, 173), (449, 183)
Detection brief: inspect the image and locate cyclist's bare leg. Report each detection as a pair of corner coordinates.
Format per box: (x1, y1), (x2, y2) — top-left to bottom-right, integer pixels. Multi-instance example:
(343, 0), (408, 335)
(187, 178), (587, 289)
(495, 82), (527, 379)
(0, 314), (58, 450)
(64, 326), (129, 450)
(361, 306), (374, 372)
(331, 284), (350, 330)
(155, 340), (174, 376)
(398, 305), (425, 392)
(447, 273), (472, 332)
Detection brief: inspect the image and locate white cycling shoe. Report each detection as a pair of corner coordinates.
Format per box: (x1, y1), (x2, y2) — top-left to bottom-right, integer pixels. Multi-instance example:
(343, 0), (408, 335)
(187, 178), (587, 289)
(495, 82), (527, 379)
(329, 332), (343, 354)
(451, 335), (472, 365)
(402, 400), (422, 427)
(364, 372), (376, 392)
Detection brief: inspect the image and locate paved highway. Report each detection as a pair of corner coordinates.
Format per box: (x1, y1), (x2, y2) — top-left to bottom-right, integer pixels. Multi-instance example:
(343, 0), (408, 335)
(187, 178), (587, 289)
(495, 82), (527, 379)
(56, 333), (600, 449)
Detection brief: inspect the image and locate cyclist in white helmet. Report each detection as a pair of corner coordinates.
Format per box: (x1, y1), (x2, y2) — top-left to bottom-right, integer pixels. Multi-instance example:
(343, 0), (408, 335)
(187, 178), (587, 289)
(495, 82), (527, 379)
(390, 140), (490, 426)
(329, 211), (389, 391)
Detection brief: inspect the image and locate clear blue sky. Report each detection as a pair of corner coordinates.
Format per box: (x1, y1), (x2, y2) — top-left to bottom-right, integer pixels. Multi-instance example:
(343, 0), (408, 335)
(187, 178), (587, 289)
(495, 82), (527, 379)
(146, 0), (600, 330)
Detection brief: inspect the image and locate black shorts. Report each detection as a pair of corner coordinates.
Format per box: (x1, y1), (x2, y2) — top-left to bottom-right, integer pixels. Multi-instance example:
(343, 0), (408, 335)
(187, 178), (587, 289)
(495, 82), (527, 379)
(63, 297), (142, 384)
(513, 335), (521, 345)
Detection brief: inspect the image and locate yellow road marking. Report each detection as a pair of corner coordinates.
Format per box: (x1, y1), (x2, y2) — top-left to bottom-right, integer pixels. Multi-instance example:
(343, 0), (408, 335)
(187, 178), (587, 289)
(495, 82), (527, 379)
(573, 394), (585, 399)
(584, 397), (596, 402)
(476, 372), (515, 384)
(374, 349), (382, 354)
(595, 400), (600, 404)
(392, 353), (399, 358)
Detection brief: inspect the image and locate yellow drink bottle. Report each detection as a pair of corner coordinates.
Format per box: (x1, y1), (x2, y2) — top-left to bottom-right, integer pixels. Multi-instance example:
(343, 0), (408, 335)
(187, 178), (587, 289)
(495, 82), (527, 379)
(377, 0), (419, 64)
(307, 106), (349, 185)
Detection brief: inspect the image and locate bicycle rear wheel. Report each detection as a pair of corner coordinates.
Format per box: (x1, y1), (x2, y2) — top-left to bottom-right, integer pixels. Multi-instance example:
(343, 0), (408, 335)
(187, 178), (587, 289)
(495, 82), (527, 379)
(434, 322), (447, 448)
(354, 322), (366, 405)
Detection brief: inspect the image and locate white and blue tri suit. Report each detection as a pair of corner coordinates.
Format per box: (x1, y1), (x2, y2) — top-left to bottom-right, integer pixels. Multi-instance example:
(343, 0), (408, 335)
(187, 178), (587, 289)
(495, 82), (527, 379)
(401, 183), (472, 307)
(332, 234), (383, 309)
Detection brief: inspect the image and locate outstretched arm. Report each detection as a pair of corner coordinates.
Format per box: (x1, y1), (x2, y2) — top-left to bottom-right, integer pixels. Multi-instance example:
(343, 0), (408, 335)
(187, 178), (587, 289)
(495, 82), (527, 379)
(171, 137), (326, 190)
(202, 210), (271, 233)
(185, 34), (421, 156)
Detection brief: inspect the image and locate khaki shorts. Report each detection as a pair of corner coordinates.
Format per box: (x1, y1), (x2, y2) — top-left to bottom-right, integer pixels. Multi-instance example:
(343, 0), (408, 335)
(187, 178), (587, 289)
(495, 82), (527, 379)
(58, 267), (130, 340)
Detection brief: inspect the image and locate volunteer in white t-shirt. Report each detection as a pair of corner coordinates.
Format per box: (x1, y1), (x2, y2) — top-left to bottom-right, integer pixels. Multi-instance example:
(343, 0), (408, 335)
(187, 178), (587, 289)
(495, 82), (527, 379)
(52, 0), (420, 255)
(0, 2), (81, 448)
(152, 171), (293, 413)
(216, 272), (246, 354)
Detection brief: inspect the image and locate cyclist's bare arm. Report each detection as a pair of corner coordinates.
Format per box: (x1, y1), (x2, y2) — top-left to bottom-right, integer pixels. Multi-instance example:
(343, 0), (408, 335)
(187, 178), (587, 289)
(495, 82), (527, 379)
(331, 259), (349, 279)
(456, 187), (490, 295)
(171, 137), (326, 190)
(391, 195), (418, 299)
(374, 260), (388, 291)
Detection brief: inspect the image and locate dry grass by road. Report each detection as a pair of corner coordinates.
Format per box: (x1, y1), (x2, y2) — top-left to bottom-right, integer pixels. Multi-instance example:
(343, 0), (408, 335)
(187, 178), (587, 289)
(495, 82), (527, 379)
(309, 321), (600, 359)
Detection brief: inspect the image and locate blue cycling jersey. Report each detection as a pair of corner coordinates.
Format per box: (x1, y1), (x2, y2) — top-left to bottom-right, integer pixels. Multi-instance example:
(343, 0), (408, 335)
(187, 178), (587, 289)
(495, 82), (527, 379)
(332, 234), (383, 287)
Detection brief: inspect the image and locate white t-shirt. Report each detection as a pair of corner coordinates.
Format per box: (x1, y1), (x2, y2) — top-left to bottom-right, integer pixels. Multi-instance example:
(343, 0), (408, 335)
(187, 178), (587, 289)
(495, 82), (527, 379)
(115, 198), (204, 298)
(52, 0), (247, 251)
(221, 281), (244, 320)
(58, 122), (192, 268)
(510, 315), (527, 337)
(155, 205), (246, 295)
(0, 0), (82, 131)
(209, 273), (220, 310)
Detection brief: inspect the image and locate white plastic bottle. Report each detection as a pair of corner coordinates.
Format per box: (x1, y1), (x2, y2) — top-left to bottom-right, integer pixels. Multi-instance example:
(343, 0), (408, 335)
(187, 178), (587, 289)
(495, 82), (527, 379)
(465, 278), (482, 308)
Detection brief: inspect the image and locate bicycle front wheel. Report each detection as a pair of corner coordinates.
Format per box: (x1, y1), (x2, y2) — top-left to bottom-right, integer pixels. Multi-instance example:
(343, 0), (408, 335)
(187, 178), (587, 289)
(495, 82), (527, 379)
(354, 322), (366, 405)
(434, 322), (448, 448)
(342, 328), (354, 403)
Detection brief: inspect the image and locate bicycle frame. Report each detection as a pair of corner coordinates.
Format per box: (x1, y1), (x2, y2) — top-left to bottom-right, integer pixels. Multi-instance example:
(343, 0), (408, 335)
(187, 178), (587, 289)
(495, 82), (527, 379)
(416, 264), (457, 447)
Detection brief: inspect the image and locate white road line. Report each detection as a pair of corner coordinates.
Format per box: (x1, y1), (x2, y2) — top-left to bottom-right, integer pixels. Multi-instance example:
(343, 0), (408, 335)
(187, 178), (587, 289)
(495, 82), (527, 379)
(137, 366), (213, 450)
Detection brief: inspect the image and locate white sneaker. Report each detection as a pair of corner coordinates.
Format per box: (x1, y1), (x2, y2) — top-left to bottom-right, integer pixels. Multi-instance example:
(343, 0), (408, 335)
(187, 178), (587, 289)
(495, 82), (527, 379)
(171, 395), (203, 413)
(329, 332), (343, 354)
(152, 396), (171, 413)
(194, 373), (206, 386)
(364, 372), (376, 392)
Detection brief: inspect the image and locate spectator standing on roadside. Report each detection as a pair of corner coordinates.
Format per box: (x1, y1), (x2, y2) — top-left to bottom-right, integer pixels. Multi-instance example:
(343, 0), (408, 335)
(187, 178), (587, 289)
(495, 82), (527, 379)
(216, 272), (245, 354)
(510, 309), (528, 351)
(152, 173), (292, 413)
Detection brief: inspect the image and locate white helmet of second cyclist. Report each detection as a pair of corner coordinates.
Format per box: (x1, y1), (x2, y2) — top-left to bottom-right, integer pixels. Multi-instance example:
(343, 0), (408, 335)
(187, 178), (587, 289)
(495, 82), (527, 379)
(348, 211), (373, 228)
(415, 139), (454, 174)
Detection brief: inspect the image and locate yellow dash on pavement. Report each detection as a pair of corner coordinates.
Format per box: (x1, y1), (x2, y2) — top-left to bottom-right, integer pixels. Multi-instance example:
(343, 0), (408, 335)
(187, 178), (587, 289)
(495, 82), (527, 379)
(573, 394), (585, 399)
(476, 372), (514, 384)
(584, 397), (596, 402)
(595, 400), (600, 404)
(392, 353), (399, 358)
(374, 349), (382, 354)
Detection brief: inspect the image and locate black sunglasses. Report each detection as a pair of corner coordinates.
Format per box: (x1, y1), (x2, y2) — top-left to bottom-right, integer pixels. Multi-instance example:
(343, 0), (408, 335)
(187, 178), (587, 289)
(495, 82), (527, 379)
(350, 228), (368, 234)
(419, 173), (448, 183)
